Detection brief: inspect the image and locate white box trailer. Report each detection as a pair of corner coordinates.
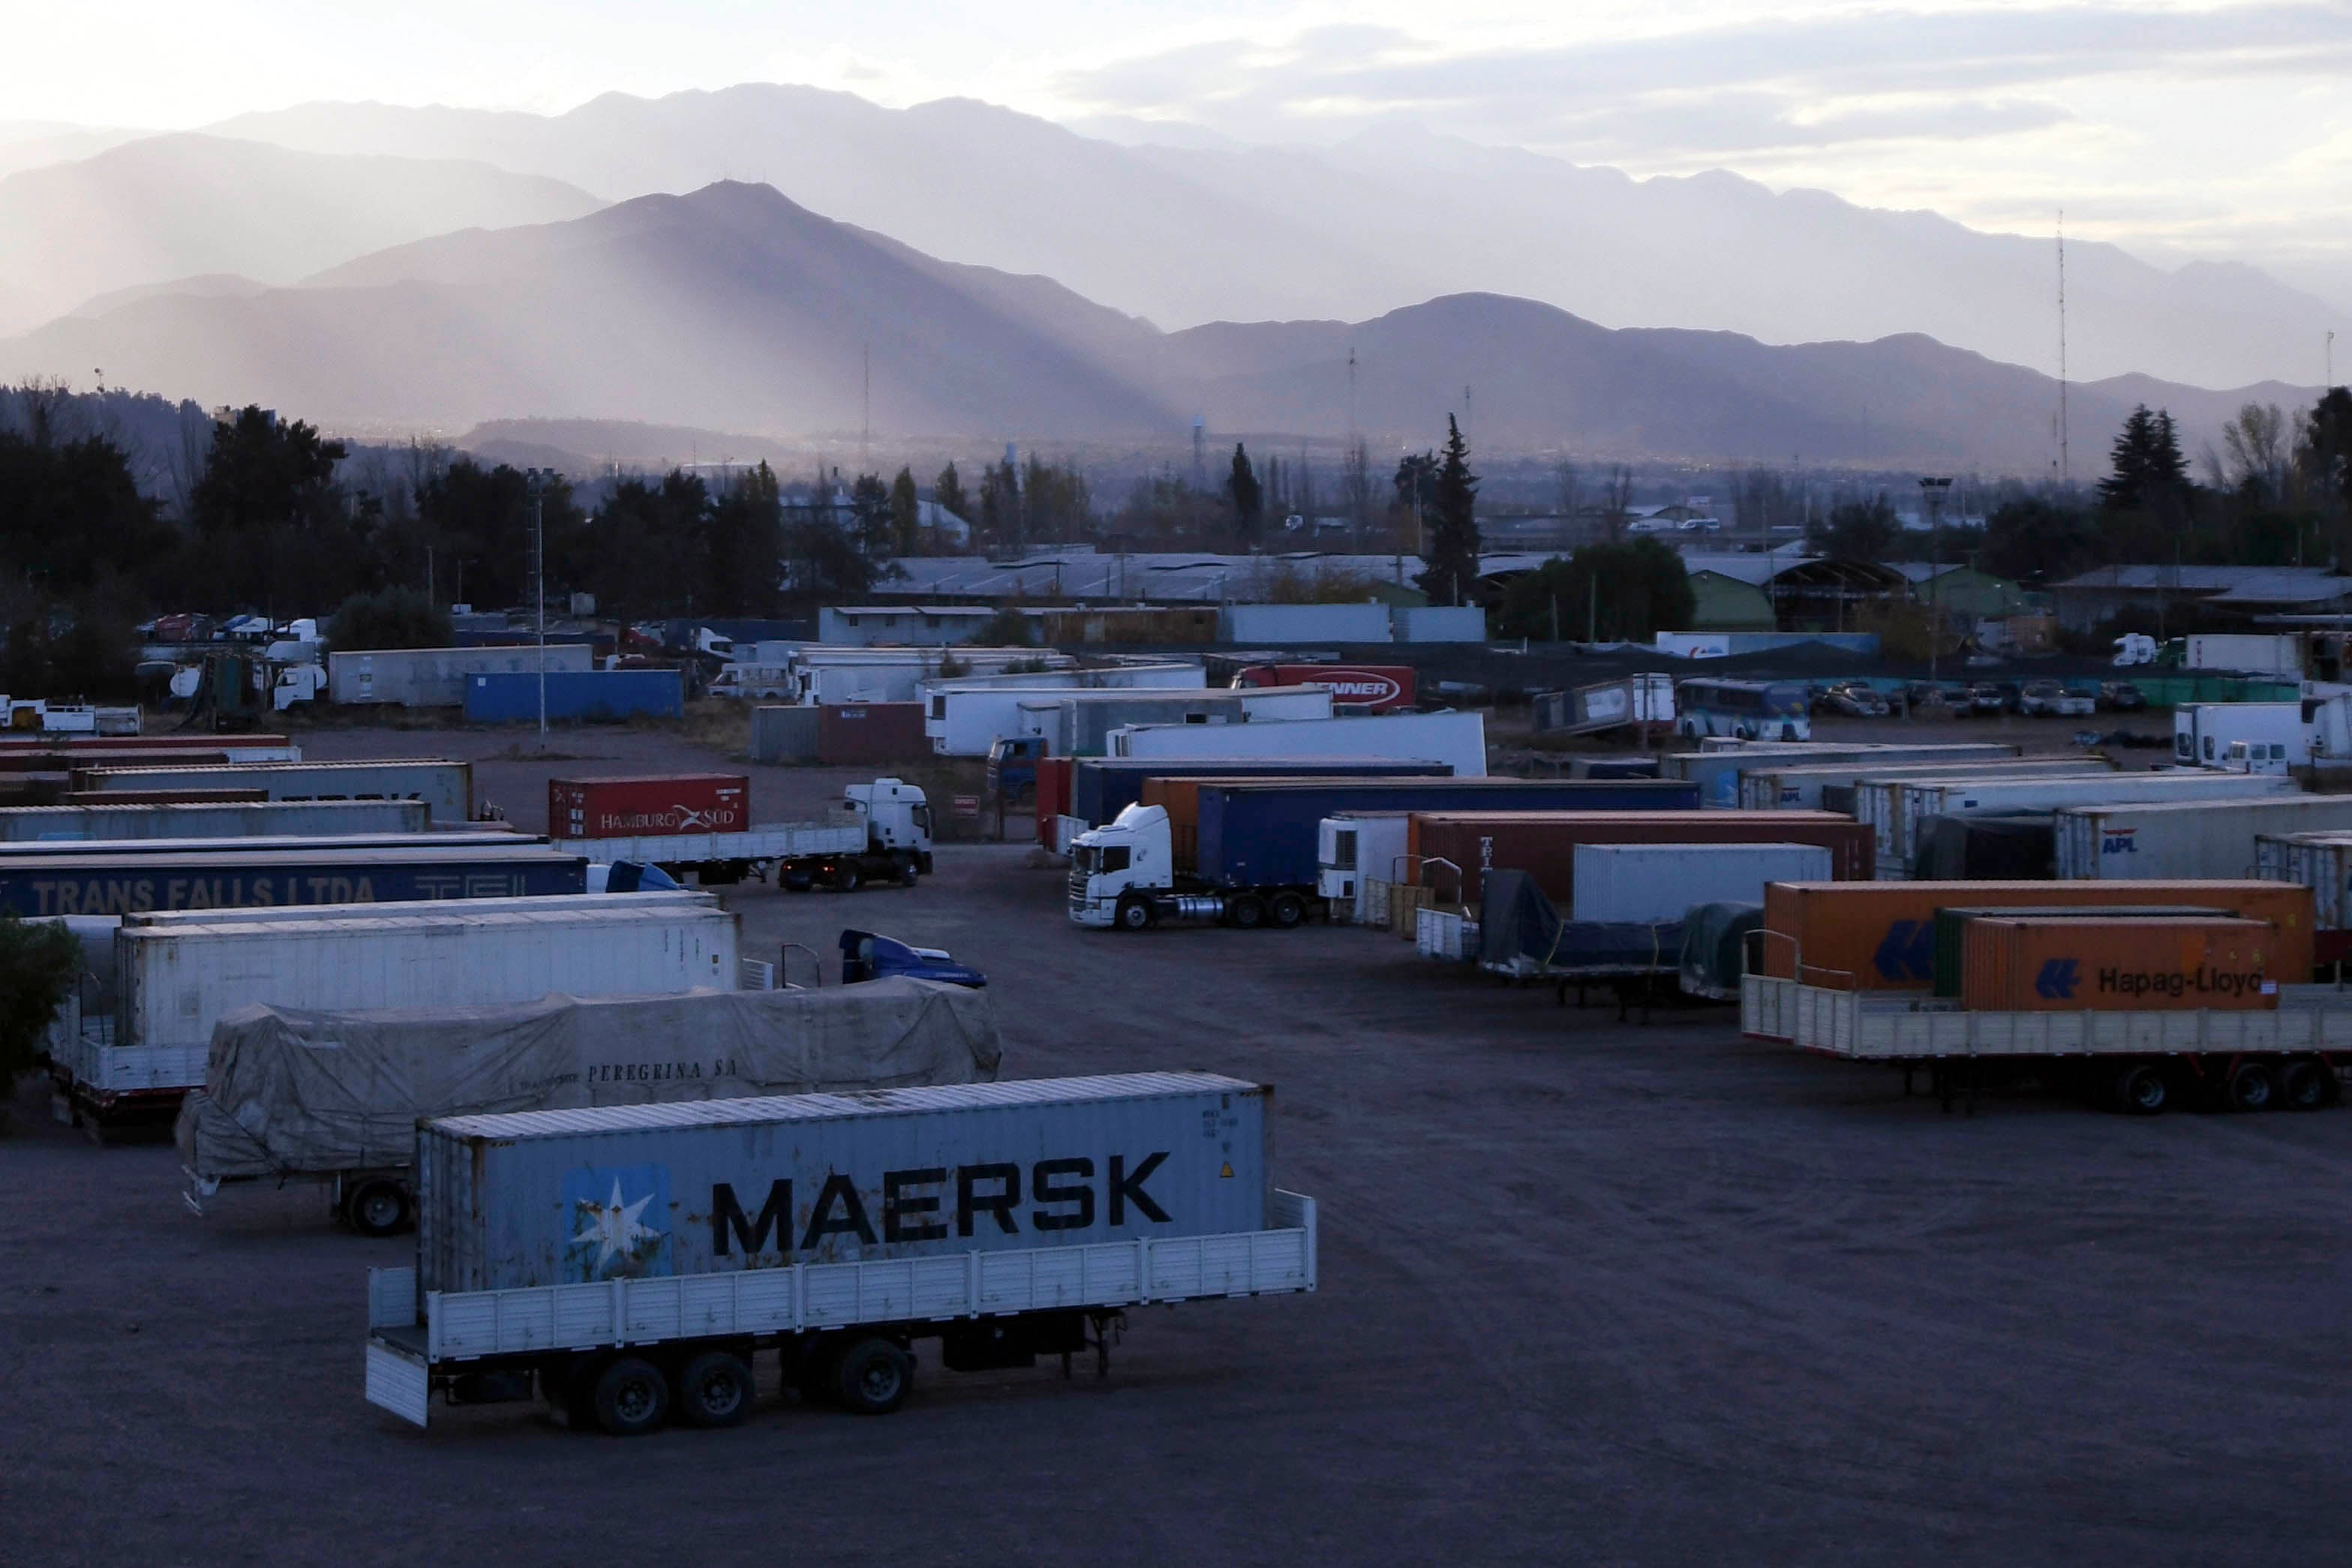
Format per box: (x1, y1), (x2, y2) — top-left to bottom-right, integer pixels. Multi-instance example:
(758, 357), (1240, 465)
(1738, 758), (2110, 812)
(924, 663), (1206, 695)
(65, 903), (738, 1110)
(1878, 771), (2299, 878)
(1111, 710), (1488, 777)
(2055, 793), (2352, 880)
(2185, 633), (2302, 674)
(928, 686), (1253, 757)
(1317, 811), (1415, 924)
(1023, 686), (1334, 759)
(0, 798), (429, 841)
(1671, 742), (2021, 808)
(1844, 761), (2126, 861)
(793, 648), (1076, 705)
(2172, 701), (2309, 770)
(330, 645), (596, 707)
(1570, 842), (1834, 924)
(74, 759), (474, 825)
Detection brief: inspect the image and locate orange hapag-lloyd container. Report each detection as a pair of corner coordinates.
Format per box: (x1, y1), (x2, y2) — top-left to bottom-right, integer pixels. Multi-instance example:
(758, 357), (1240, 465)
(1759, 879), (2315, 990)
(1959, 916), (2282, 1011)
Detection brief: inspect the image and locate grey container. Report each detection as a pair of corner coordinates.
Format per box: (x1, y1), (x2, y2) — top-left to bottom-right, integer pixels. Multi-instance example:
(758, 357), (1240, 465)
(0, 799), (428, 842)
(417, 1071), (1269, 1293)
(329, 644), (596, 707)
(750, 704), (819, 763)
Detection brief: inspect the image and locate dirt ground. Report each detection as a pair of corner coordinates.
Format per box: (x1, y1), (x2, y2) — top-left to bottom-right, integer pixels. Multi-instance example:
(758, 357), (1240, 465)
(4, 720), (2347, 1567)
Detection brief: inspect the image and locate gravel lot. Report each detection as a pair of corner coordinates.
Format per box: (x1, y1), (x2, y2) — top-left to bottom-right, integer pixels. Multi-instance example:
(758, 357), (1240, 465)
(4, 721), (2347, 1567)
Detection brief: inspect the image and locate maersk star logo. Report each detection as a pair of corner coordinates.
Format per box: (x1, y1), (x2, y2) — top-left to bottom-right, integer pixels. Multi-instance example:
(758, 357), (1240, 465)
(574, 1178), (658, 1268)
(561, 1163), (674, 1281)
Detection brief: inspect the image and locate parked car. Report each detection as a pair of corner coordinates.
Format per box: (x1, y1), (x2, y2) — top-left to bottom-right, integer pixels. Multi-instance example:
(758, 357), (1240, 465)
(2100, 680), (2148, 711)
(1824, 682), (1889, 717)
(1966, 683), (2008, 716)
(2020, 678), (2097, 718)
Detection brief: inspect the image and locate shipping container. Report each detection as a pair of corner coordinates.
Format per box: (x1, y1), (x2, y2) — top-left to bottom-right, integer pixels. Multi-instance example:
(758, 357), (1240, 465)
(1317, 811), (1415, 921)
(0, 732), (296, 761)
(2253, 832), (2352, 957)
(1882, 770), (2300, 876)
(1221, 602), (1392, 643)
(0, 798), (428, 842)
(1034, 756), (1074, 849)
(0, 748), (229, 773)
(1756, 879), (2314, 989)
(925, 686), (1321, 758)
(1909, 814), (2057, 880)
(0, 829), (527, 861)
(1142, 772), (1507, 869)
(1570, 842), (1834, 924)
(794, 648), (1077, 706)
(73, 759), (473, 824)
(1960, 917), (2281, 1012)
(1391, 605), (1488, 644)
(1669, 742), (2021, 807)
(1110, 710), (1488, 776)
(416, 1071), (1267, 1292)
(0, 840), (582, 918)
(816, 702), (928, 764)
(2171, 701), (2309, 770)
(2185, 632), (2302, 674)
(1738, 757), (2110, 812)
(1406, 810), (1875, 906)
(550, 776), (749, 840)
(749, 704), (819, 764)
(1930, 904), (2237, 996)
(59, 788), (269, 806)
(464, 669), (685, 723)
(329, 644), (596, 707)
(1069, 756), (1452, 829)
(1233, 663), (1416, 713)
(2055, 794), (2352, 880)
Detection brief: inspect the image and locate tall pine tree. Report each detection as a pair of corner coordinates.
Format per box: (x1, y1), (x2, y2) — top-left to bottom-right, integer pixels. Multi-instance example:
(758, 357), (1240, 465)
(1227, 443), (1263, 545)
(2098, 404), (2189, 510)
(1416, 416), (1481, 607)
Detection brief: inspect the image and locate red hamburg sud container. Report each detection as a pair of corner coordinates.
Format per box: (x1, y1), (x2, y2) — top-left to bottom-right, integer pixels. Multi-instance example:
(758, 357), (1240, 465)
(549, 774), (749, 839)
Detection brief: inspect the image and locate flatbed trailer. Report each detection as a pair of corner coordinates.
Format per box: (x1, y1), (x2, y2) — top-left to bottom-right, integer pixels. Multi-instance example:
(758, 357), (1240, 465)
(556, 779), (935, 891)
(1740, 973), (2348, 1113)
(364, 1190), (1317, 1433)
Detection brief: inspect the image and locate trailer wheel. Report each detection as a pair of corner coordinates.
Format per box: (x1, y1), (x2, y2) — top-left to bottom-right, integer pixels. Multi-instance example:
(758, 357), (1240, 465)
(2225, 1061), (2276, 1113)
(345, 1178), (411, 1237)
(782, 868), (815, 893)
(897, 856), (920, 886)
(1114, 895), (1154, 931)
(1269, 891), (1307, 929)
(2281, 1056), (2334, 1110)
(590, 1356), (669, 1436)
(674, 1350), (755, 1428)
(1228, 895), (1266, 930)
(832, 862), (864, 894)
(834, 1337), (914, 1415)
(2113, 1062), (2170, 1116)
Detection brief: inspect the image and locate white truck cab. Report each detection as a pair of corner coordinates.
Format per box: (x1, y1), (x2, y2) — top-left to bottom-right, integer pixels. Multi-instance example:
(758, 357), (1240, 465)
(1068, 805), (1174, 928)
(843, 778), (935, 861)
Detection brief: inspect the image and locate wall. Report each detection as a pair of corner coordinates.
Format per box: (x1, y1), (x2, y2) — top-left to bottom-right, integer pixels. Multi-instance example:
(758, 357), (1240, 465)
(750, 705), (819, 764)
(462, 670), (684, 723)
(1392, 606), (1488, 644)
(816, 702), (930, 764)
(1221, 603), (1394, 644)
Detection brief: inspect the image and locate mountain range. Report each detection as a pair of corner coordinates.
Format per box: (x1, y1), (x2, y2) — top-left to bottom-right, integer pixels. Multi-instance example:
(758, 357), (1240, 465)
(0, 180), (2314, 473)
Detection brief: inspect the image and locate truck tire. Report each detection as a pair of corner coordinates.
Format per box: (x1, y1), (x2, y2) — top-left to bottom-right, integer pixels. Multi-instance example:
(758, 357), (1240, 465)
(590, 1356), (669, 1436)
(2281, 1056), (2334, 1110)
(782, 867), (815, 893)
(832, 862), (864, 894)
(1269, 891), (1307, 929)
(897, 856), (920, 886)
(674, 1350), (755, 1428)
(834, 1338), (914, 1415)
(1114, 895), (1154, 932)
(2226, 1061), (2275, 1113)
(1228, 894), (1266, 930)
(2113, 1062), (2169, 1116)
(345, 1178), (411, 1238)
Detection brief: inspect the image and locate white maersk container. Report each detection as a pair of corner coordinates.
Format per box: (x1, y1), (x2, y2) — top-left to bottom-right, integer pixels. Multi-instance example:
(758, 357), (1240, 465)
(1569, 843), (1834, 924)
(0, 798), (429, 842)
(1110, 710), (1488, 777)
(73, 760), (475, 825)
(2054, 793), (2352, 880)
(1738, 757), (2110, 812)
(2185, 633), (2302, 674)
(95, 903), (737, 1094)
(1883, 770), (2299, 878)
(329, 645), (596, 707)
(2171, 702), (2309, 770)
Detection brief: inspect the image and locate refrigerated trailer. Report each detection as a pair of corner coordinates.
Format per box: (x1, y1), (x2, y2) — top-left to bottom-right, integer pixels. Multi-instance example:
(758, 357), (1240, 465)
(1873, 770), (2300, 877)
(363, 1072), (1317, 1434)
(2054, 794), (2352, 880)
(1669, 742), (2022, 807)
(1737, 758), (2110, 812)
(1109, 710), (1488, 777)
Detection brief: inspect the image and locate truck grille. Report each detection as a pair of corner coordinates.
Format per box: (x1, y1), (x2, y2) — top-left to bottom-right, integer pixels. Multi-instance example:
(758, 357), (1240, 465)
(1067, 867), (1089, 909)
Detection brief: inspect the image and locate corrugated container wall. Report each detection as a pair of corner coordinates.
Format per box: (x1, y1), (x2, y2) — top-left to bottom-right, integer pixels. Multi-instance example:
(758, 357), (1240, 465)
(1671, 742), (2021, 807)
(1570, 842), (1834, 924)
(329, 644), (595, 707)
(1885, 771), (2299, 876)
(2053, 795), (2352, 880)
(1740, 758), (2110, 813)
(416, 1072), (1269, 1293)
(1074, 757), (1451, 829)
(1959, 917), (2281, 1011)
(1758, 879), (2314, 989)
(1221, 603), (1392, 644)
(0, 843), (583, 918)
(816, 702), (929, 764)
(72, 760), (473, 825)
(1392, 606), (1488, 643)
(1110, 710), (1487, 776)
(0, 799), (427, 842)
(117, 903), (740, 1051)
(750, 705), (819, 764)
(1034, 757), (1074, 849)
(1408, 810), (1873, 906)
(463, 669), (685, 723)
(550, 776), (749, 840)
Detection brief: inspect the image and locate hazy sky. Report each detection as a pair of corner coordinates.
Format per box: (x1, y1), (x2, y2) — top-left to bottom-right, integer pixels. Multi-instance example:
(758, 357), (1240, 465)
(9, 0), (2350, 298)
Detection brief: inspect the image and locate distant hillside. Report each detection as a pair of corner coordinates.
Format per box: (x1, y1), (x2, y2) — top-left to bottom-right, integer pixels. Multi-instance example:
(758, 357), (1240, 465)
(0, 182), (2316, 472)
(0, 133), (605, 335)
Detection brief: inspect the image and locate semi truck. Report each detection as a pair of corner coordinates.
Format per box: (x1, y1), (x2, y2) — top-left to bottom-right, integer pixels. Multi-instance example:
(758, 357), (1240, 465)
(1068, 777), (1697, 930)
(556, 778), (934, 891)
(362, 1072), (1317, 1434)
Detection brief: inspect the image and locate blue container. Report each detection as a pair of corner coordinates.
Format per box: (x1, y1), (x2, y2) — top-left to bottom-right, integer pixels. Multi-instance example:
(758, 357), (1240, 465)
(1071, 758), (1453, 828)
(1195, 777), (1702, 888)
(0, 843), (587, 917)
(463, 669), (684, 723)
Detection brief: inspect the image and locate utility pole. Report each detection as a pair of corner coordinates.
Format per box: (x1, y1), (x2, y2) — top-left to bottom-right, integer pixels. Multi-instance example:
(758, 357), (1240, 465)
(2056, 211), (2070, 488)
(1921, 476), (1953, 689)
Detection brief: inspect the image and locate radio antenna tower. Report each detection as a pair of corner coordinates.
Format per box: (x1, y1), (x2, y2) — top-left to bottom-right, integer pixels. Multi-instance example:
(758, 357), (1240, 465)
(2056, 210), (2070, 488)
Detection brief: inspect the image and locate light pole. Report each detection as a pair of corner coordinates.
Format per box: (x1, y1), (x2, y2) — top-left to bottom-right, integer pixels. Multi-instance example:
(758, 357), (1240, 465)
(1920, 476), (1953, 689)
(524, 467), (555, 741)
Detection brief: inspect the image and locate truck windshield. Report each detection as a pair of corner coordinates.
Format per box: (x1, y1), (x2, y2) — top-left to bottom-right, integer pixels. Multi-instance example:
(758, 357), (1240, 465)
(1073, 845), (1098, 876)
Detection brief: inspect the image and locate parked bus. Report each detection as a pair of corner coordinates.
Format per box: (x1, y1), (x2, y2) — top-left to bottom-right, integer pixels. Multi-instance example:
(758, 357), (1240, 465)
(1674, 678), (1812, 742)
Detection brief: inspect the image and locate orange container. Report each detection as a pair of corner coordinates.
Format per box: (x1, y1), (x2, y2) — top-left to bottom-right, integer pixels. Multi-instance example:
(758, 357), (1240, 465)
(1760, 879), (2315, 990)
(1959, 916), (2281, 1011)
